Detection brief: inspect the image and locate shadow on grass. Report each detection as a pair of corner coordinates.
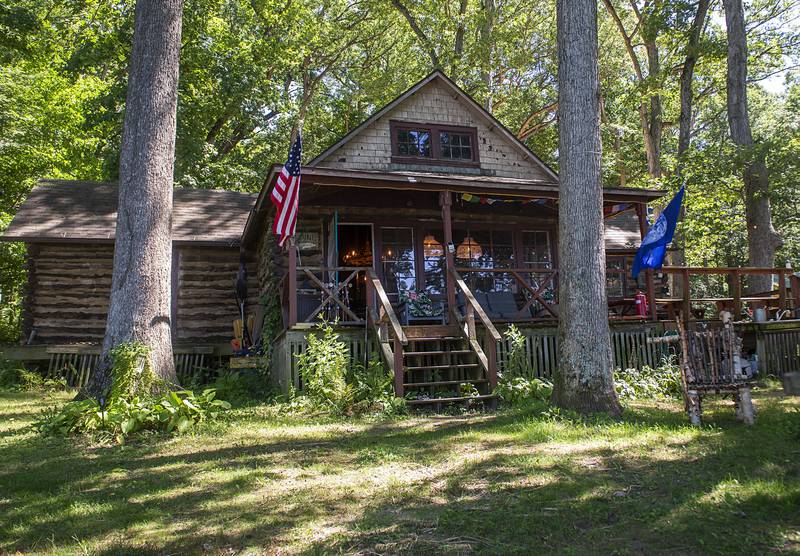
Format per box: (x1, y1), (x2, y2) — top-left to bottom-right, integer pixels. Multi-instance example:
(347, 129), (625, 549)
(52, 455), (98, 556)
(0, 390), (797, 554)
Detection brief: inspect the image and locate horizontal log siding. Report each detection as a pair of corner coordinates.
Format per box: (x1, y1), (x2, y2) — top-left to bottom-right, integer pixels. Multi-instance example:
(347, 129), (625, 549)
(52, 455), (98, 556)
(176, 247), (258, 343)
(25, 243), (255, 345)
(27, 244), (114, 342)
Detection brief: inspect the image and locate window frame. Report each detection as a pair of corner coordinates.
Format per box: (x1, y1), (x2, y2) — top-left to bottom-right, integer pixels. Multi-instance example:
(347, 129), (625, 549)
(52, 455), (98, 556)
(390, 120), (480, 167)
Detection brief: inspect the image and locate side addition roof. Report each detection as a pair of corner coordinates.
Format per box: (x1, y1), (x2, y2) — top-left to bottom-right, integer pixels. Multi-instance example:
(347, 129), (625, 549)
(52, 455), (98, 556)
(1, 180), (257, 246)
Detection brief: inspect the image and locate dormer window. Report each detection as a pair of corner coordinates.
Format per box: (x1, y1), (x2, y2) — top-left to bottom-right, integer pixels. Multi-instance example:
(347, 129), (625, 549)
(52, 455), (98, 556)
(390, 120), (479, 167)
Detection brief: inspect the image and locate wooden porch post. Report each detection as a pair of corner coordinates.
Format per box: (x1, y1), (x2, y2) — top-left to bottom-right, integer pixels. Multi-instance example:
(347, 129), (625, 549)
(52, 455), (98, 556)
(733, 268), (742, 317)
(288, 240), (297, 328)
(635, 203), (658, 320)
(441, 190), (457, 320)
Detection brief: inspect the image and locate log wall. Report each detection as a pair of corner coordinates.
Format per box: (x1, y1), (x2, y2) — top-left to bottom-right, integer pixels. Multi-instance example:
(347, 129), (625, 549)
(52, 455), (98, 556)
(26, 243), (114, 343)
(24, 242), (257, 345)
(175, 246), (258, 343)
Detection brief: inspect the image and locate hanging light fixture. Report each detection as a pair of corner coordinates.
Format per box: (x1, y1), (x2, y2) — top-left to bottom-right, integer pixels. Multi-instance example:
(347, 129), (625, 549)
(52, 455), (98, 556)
(423, 234), (443, 258)
(456, 236), (483, 260)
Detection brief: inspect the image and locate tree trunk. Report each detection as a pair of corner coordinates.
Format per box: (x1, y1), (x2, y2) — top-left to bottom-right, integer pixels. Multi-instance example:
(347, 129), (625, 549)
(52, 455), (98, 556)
(552, 0), (621, 416)
(673, 0), (711, 276)
(481, 0), (496, 112)
(83, 0), (182, 398)
(723, 0), (781, 293)
(677, 0), (710, 162)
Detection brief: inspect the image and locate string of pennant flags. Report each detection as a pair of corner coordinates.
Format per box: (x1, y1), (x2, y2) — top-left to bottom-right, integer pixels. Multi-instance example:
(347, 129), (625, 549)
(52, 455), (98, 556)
(460, 193), (553, 206)
(459, 193), (636, 220)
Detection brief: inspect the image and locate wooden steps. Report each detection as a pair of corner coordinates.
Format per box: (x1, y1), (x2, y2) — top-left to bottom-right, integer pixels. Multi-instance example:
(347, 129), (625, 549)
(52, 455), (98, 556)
(398, 325), (494, 410)
(406, 394), (498, 407)
(404, 379), (488, 387)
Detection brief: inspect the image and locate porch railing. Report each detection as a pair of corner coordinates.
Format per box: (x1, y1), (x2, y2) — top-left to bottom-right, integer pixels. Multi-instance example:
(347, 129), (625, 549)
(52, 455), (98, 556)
(281, 266), (372, 327)
(280, 263), (799, 330)
(365, 269), (408, 395)
(449, 267), (501, 390)
(657, 267), (799, 320)
(455, 267), (559, 319)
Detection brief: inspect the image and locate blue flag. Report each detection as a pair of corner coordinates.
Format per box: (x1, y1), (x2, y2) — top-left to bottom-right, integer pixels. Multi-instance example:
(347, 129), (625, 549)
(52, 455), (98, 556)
(632, 186), (685, 279)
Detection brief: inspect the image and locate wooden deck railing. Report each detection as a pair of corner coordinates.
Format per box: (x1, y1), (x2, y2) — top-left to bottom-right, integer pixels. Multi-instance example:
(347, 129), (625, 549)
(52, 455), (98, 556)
(449, 267), (501, 390)
(365, 269), (408, 395)
(455, 266), (559, 318)
(658, 266), (799, 320)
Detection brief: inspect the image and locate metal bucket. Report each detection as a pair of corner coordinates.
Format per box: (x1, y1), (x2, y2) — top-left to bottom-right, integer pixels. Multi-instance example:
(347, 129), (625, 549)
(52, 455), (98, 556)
(754, 307), (767, 323)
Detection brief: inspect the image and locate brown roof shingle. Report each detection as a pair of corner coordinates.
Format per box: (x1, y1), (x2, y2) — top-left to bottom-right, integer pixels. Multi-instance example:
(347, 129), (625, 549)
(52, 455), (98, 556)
(1, 180), (256, 246)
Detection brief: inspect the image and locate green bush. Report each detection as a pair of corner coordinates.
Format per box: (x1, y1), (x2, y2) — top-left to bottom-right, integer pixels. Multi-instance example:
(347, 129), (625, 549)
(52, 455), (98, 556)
(208, 369), (273, 406)
(293, 320), (406, 416)
(33, 341), (232, 441)
(34, 389), (231, 441)
(495, 376), (553, 405)
(0, 360), (67, 392)
(503, 324), (532, 378)
(614, 357), (683, 400)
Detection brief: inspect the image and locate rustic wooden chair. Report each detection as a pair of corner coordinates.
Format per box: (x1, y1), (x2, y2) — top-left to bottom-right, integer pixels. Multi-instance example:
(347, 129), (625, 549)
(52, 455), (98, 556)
(676, 316), (756, 426)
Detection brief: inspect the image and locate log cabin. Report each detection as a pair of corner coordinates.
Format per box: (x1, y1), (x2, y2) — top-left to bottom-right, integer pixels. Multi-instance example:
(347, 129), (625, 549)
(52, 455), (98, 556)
(3, 71), (798, 401)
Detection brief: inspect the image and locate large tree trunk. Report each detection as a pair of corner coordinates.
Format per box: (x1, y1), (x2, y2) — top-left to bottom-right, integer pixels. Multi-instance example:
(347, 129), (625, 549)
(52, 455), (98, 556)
(552, 0), (621, 416)
(84, 0), (182, 398)
(723, 0), (781, 293)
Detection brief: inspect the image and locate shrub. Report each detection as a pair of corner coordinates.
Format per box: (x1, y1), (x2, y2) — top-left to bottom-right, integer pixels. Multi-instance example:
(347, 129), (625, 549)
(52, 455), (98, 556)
(503, 325), (531, 378)
(34, 389), (231, 441)
(293, 320), (406, 416)
(495, 376), (553, 404)
(0, 360), (68, 392)
(614, 357), (683, 400)
(295, 320), (350, 411)
(33, 341), (232, 441)
(209, 369), (273, 406)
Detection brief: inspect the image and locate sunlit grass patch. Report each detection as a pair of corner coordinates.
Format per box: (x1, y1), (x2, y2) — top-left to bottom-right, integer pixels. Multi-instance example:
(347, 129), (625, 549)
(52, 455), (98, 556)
(0, 388), (798, 554)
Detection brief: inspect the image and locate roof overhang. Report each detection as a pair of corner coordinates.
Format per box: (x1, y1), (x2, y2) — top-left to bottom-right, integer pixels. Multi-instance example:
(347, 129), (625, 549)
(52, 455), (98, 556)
(240, 165), (666, 247)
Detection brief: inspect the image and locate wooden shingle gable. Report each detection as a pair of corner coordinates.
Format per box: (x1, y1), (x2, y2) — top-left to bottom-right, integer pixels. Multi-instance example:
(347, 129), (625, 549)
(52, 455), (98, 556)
(309, 71), (558, 183)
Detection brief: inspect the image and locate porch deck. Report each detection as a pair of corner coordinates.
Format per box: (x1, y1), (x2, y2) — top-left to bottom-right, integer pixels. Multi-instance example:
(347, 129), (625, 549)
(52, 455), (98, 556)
(275, 261), (800, 403)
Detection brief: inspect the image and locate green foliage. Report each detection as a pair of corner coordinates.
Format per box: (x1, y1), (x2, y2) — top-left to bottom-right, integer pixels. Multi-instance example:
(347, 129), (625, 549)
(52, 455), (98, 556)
(33, 389), (231, 441)
(295, 320), (350, 412)
(108, 341), (154, 399)
(495, 376), (553, 405)
(0, 360), (67, 392)
(293, 320), (405, 416)
(208, 369), (273, 406)
(502, 324), (531, 379)
(614, 357), (683, 400)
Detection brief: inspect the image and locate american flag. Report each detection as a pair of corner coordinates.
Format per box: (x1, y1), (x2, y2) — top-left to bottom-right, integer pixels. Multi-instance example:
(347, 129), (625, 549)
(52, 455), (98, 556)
(270, 133), (302, 247)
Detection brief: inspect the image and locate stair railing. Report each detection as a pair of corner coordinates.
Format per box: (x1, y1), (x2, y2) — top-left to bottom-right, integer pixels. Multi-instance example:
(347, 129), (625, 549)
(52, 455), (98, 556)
(448, 267), (501, 390)
(365, 269), (408, 396)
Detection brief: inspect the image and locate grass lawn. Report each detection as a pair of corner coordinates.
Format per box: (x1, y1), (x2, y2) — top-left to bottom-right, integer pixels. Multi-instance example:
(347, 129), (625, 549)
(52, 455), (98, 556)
(1, 388), (799, 555)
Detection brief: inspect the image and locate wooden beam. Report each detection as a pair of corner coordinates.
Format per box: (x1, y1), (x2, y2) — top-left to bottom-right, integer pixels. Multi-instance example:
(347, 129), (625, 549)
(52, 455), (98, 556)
(635, 203), (658, 320)
(441, 190), (457, 322)
(288, 241), (297, 328)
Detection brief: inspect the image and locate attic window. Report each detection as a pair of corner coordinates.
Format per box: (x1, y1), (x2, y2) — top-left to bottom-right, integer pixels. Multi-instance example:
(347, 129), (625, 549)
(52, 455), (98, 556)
(390, 120), (479, 167)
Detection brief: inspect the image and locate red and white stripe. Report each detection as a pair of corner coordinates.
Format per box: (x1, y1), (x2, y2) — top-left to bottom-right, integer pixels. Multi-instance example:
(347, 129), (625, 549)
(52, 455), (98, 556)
(270, 167), (300, 246)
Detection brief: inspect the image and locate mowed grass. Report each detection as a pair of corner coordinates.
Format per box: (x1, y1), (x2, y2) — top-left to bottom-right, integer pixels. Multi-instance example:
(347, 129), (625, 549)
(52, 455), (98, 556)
(1, 388), (799, 555)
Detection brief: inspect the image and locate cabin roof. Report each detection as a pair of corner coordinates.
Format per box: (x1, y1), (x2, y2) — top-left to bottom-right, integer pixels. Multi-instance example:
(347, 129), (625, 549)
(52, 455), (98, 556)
(1, 180), (256, 246)
(309, 71), (559, 182)
(605, 210), (643, 251)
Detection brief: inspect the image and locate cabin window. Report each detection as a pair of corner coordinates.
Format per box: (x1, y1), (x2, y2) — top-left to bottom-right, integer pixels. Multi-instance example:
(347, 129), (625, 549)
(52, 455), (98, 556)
(390, 121), (479, 166)
(422, 229), (446, 296)
(454, 229), (514, 293)
(396, 128), (432, 158)
(380, 227), (416, 299)
(521, 231), (552, 269)
(439, 131), (473, 160)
